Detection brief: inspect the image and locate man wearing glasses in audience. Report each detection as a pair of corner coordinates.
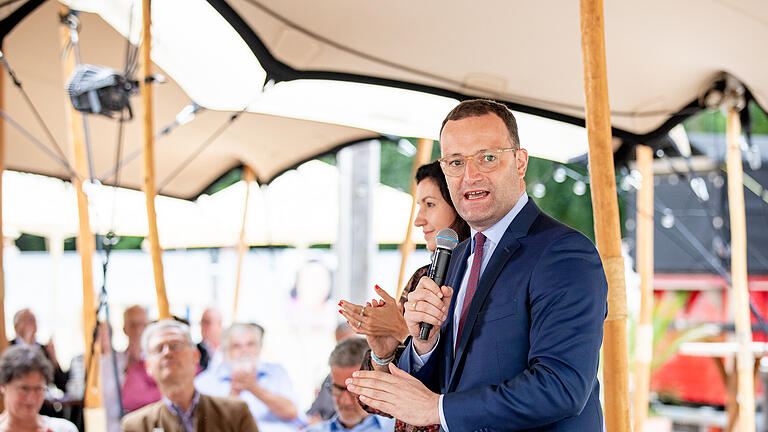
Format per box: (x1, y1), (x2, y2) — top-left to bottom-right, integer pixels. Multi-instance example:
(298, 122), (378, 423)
(304, 338), (394, 432)
(122, 320), (258, 432)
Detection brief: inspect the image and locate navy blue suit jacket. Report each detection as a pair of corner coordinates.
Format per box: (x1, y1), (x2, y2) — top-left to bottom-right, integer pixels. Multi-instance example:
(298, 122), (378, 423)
(400, 200), (607, 431)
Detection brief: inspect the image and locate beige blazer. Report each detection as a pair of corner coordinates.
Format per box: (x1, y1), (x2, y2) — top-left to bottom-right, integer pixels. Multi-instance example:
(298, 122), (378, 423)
(122, 393), (259, 432)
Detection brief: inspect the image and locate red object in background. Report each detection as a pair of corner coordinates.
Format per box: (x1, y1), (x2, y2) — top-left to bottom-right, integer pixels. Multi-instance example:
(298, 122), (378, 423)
(649, 274), (768, 406)
(651, 354), (727, 405)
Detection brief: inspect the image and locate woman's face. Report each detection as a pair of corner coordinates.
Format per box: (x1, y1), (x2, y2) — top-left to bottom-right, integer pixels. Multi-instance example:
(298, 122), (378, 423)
(414, 178), (457, 252)
(0, 371), (46, 419)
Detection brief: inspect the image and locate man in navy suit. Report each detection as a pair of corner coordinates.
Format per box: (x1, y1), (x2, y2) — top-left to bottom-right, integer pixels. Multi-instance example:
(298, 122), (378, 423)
(346, 99), (608, 431)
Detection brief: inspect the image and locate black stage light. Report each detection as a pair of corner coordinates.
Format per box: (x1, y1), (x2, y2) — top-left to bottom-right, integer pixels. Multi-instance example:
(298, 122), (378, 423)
(67, 64), (139, 119)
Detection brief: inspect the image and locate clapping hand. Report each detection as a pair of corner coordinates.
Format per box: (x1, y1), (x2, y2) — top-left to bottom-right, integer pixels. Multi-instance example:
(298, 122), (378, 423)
(339, 286), (407, 361)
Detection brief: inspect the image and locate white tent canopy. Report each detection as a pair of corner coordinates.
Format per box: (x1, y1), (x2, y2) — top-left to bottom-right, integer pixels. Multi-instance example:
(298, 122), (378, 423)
(1, 0), (380, 198)
(66, 0), (767, 143)
(2, 160), (424, 248)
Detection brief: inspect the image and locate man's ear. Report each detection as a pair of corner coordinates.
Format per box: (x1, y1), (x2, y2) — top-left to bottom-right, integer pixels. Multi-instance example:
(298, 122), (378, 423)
(516, 148), (529, 178)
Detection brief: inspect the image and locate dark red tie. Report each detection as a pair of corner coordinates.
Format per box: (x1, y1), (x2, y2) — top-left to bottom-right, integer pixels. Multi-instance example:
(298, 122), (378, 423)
(456, 232), (486, 353)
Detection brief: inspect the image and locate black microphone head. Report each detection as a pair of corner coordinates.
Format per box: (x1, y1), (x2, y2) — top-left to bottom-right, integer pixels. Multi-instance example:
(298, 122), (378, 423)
(435, 228), (459, 251)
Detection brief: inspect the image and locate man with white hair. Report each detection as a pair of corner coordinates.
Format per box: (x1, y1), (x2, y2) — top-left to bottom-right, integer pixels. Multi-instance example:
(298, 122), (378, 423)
(195, 323), (302, 432)
(122, 319), (258, 432)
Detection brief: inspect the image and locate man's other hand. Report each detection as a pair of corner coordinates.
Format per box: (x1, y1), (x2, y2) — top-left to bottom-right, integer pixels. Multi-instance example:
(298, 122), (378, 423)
(346, 363), (441, 426)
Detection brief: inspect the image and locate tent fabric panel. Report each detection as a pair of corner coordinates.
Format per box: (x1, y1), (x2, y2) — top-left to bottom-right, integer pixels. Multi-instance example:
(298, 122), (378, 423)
(1, 1), (380, 198)
(221, 0), (768, 137)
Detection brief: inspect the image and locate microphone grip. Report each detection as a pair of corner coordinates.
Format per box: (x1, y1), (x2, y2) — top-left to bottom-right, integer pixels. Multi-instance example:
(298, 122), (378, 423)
(419, 322), (432, 340)
(418, 248), (452, 340)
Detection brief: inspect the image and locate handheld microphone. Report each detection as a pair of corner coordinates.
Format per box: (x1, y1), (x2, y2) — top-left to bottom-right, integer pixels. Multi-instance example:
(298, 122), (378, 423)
(419, 228), (459, 340)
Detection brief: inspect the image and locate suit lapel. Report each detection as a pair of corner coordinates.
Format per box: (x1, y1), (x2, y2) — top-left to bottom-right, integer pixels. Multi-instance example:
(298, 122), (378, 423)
(156, 402), (179, 432)
(195, 394), (208, 432)
(441, 239), (471, 388)
(448, 200), (541, 388)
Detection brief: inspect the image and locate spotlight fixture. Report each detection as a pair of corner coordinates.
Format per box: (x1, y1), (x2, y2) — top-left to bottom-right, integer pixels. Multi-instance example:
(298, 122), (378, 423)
(67, 64), (139, 119)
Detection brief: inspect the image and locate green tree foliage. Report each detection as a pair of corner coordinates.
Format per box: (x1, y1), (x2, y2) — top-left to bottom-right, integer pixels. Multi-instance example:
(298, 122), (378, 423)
(683, 101), (768, 134)
(525, 158), (597, 241)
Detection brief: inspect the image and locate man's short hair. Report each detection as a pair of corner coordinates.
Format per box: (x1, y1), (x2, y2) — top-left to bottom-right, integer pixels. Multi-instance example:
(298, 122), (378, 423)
(221, 323), (265, 352)
(328, 337), (369, 368)
(0, 345), (53, 385)
(141, 319), (195, 355)
(440, 99), (520, 149)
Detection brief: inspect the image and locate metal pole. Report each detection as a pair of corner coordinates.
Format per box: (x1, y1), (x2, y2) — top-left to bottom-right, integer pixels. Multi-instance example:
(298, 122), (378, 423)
(337, 140), (380, 306)
(396, 138), (432, 300)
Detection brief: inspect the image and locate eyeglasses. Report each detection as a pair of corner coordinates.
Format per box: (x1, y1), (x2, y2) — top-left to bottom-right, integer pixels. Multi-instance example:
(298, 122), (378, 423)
(438, 148), (516, 177)
(12, 384), (46, 396)
(329, 382), (351, 397)
(148, 340), (189, 356)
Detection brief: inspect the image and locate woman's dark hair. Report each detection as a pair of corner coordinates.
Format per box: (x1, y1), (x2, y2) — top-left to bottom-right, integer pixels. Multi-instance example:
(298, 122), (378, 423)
(415, 161), (471, 242)
(0, 345), (54, 386)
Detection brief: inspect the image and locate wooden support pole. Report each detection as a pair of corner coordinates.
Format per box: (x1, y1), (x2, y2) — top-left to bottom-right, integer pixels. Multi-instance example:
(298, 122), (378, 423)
(726, 108), (755, 432)
(396, 138), (433, 300)
(0, 49), (7, 359)
(579, 1), (630, 431)
(58, 3), (101, 414)
(233, 166), (255, 321)
(632, 145), (654, 432)
(140, 0), (170, 320)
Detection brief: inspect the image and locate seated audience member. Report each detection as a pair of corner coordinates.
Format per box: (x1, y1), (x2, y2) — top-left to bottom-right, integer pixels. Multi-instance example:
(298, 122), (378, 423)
(306, 322), (357, 423)
(65, 322), (120, 431)
(198, 307), (223, 370)
(98, 322), (126, 432)
(121, 307), (162, 413)
(10, 309), (68, 391)
(304, 338), (394, 432)
(195, 323), (302, 432)
(0, 345), (77, 431)
(122, 305), (149, 370)
(122, 319), (258, 432)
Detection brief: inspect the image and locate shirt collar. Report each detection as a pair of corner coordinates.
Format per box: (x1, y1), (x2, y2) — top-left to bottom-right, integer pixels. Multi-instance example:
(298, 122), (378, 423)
(470, 192), (529, 248)
(162, 390), (200, 418)
(329, 413), (378, 431)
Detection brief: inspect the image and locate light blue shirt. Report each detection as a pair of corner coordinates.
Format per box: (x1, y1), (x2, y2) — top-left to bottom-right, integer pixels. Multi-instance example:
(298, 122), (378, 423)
(411, 193), (529, 432)
(162, 391), (200, 432)
(303, 414), (395, 432)
(194, 361), (303, 432)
